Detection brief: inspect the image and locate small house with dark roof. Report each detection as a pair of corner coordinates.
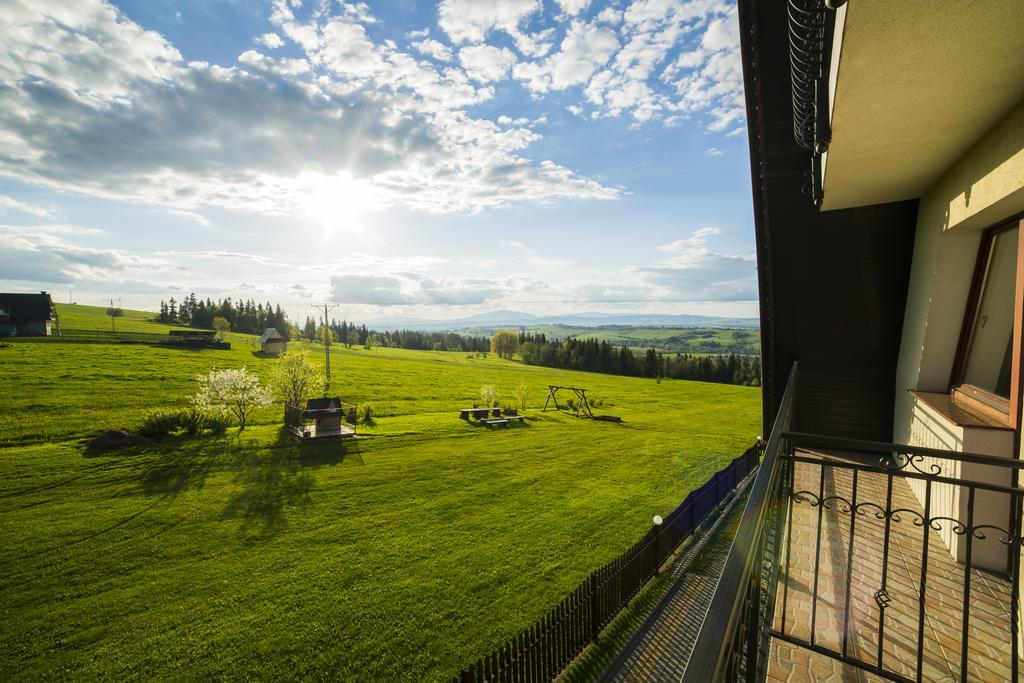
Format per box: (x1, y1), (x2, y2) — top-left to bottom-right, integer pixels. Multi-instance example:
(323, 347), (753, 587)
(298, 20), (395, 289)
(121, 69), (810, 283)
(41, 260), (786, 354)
(259, 327), (287, 356)
(0, 292), (55, 337)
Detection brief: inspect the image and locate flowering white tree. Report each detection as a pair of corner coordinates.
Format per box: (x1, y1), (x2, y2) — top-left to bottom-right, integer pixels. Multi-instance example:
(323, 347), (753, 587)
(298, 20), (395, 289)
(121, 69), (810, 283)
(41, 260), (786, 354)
(480, 384), (499, 407)
(192, 367), (273, 431)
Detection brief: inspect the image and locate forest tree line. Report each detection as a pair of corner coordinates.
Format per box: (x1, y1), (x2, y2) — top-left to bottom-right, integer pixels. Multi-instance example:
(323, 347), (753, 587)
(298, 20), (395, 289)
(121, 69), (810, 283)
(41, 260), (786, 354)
(157, 294), (290, 337)
(313, 318), (490, 353)
(517, 335), (761, 386)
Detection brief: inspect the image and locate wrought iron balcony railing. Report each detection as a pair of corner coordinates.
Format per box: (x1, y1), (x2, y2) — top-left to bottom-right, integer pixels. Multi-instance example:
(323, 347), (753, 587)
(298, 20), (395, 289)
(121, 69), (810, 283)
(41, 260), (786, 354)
(683, 363), (1024, 682)
(788, 0), (841, 206)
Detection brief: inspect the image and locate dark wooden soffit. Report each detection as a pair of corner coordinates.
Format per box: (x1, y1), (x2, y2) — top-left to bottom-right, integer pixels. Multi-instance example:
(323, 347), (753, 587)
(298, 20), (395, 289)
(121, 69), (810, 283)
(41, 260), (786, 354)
(738, 0), (919, 441)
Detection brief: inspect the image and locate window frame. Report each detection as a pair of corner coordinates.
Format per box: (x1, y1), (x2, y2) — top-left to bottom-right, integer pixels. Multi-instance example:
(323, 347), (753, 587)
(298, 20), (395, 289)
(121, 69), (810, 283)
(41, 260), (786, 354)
(949, 216), (1024, 428)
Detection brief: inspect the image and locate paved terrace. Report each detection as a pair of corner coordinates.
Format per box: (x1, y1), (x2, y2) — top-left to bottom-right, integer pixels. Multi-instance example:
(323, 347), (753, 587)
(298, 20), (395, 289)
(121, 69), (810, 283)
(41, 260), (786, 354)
(768, 452), (1014, 682)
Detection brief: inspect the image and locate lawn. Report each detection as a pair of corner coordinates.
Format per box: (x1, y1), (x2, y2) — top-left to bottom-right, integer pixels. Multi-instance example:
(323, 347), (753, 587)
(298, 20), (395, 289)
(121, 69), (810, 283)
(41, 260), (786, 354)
(0, 305), (760, 680)
(54, 302), (191, 334)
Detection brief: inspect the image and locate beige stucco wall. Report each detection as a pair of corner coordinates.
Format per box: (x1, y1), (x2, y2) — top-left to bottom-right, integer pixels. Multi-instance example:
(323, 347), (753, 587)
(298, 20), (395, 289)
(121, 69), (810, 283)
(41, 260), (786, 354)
(894, 99), (1024, 445)
(908, 398), (1015, 572)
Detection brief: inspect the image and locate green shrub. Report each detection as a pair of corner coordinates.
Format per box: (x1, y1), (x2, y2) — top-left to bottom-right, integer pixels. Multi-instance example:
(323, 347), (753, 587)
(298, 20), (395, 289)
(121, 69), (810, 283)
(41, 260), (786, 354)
(179, 405), (206, 436)
(138, 407), (231, 438)
(138, 409), (183, 438)
(203, 412), (233, 434)
(359, 403), (374, 424)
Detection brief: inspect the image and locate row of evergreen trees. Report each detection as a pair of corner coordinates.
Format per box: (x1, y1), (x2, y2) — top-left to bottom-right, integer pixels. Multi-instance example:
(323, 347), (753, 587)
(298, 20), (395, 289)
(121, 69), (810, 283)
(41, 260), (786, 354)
(157, 294), (290, 338)
(519, 337), (760, 386)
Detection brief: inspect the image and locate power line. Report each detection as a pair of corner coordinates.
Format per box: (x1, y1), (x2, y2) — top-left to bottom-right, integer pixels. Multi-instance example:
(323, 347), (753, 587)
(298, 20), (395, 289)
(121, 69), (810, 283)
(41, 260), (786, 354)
(106, 298), (121, 333)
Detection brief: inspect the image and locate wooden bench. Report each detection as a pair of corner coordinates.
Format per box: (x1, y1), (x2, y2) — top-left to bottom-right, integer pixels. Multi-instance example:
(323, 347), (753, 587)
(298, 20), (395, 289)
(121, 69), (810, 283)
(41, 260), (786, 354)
(484, 418), (509, 426)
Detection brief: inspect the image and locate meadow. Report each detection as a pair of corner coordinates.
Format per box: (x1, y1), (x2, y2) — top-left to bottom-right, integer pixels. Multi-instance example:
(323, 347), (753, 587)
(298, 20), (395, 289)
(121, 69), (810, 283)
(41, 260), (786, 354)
(0, 305), (760, 680)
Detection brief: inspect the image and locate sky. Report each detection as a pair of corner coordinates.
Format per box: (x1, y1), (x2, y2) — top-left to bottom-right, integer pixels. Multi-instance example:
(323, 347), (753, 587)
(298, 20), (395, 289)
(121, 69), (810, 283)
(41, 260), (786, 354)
(0, 0), (757, 323)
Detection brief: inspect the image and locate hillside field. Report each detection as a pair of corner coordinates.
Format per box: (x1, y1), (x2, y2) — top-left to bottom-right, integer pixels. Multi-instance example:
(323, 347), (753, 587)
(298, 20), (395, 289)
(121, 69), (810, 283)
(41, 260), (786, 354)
(0, 305), (760, 680)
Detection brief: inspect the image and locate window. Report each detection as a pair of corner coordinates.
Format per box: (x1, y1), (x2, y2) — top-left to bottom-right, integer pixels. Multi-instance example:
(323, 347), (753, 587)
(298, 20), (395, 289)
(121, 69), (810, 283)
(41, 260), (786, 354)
(953, 219), (1023, 421)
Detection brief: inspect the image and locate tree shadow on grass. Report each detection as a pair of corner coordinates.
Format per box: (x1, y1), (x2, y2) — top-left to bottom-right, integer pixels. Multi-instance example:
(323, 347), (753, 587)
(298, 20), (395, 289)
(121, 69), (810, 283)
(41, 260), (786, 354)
(219, 429), (362, 541)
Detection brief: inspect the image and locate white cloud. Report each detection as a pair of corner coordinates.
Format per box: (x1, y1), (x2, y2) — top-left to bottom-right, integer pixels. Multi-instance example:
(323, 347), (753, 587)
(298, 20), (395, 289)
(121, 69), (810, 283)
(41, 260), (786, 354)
(255, 32), (284, 49)
(0, 226), (171, 284)
(513, 19), (619, 92)
(0, 0), (183, 106)
(640, 226), (755, 301)
(658, 226), (722, 252)
(555, 0), (591, 17)
(0, 0), (620, 217)
(705, 146), (722, 156)
(0, 194), (55, 217)
(498, 0), (740, 131)
(458, 44), (517, 83)
(437, 0), (551, 57)
(662, 8), (745, 133)
(238, 49), (310, 76)
(595, 7), (623, 24)
(330, 274), (507, 305)
(411, 38), (453, 62)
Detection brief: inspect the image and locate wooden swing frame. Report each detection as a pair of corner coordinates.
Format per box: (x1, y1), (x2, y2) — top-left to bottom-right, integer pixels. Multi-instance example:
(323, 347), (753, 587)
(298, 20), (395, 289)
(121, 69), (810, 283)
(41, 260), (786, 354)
(541, 385), (594, 418)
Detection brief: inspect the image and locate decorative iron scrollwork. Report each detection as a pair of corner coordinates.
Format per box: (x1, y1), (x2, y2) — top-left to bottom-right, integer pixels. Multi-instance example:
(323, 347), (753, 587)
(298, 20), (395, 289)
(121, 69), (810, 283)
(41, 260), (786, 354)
(880, 453), (942, 476)
(888, 508), (927, 527)
(852, 501), (887, 520)
(928, 516), (969, 536)
(970, 524), (1015, 545)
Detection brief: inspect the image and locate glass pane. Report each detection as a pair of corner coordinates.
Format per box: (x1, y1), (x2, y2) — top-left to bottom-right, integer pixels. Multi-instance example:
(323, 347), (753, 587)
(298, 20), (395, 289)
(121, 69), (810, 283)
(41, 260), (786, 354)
(962, 226), (1018, 400)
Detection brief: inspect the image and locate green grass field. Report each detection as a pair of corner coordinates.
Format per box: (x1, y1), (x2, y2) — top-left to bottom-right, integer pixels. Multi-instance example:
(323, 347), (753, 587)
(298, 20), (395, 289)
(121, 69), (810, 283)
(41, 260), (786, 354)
(54, 302), (191, 334)
(0, 305), (760, 680)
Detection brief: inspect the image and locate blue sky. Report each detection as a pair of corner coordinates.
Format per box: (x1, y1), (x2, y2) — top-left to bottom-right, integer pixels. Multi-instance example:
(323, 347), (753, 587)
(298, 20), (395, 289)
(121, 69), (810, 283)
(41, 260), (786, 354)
(0, 0), (756, 322)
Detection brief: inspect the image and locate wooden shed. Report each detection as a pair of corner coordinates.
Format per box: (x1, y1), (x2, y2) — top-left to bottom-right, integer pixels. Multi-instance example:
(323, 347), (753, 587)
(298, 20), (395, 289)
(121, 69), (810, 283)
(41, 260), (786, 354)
(0, 292), (56, 337)
(259, 328), (287, 356)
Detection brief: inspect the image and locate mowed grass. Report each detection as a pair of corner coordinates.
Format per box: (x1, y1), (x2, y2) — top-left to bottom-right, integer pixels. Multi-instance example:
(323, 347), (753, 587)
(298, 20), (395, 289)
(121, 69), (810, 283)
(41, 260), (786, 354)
(54, 302), (190, 334)
(0, 306), (760, 680)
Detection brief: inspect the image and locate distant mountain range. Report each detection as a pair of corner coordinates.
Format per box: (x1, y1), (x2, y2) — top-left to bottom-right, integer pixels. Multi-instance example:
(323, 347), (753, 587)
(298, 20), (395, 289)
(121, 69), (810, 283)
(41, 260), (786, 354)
(363, 309), (760, 331)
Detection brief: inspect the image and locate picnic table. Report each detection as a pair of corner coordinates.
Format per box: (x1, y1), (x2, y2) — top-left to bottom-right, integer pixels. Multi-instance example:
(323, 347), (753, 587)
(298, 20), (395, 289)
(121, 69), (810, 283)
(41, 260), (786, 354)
(459, 408), (526, 427)
(459, 407), (502, 420)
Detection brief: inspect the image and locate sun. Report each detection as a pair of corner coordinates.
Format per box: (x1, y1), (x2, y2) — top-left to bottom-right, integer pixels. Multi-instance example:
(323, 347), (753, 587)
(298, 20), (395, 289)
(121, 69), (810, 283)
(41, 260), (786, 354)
(299, 171), (382, 228)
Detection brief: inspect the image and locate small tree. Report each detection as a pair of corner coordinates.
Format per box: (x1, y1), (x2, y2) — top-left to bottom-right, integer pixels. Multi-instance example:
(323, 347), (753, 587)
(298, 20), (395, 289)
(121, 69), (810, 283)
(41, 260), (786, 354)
(490, 330), (519, 359)
(192, 367), (273, 430)
(212, 316), (231, 340)
(481, 384), (499, 407)
(513, 384), (530, 410)
(270, 350), (324, 409)
(316, 325), (334, 345)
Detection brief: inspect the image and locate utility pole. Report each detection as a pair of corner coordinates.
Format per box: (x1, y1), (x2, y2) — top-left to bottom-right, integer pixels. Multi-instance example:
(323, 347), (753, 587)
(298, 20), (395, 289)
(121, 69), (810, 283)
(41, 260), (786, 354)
(312, 303), (338, 395)
(106, 298), (121, 333)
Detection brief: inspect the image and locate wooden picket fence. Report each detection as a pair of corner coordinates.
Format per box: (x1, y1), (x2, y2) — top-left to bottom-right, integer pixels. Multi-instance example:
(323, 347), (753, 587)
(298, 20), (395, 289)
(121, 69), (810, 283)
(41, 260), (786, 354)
(454, 443), (761, 682)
